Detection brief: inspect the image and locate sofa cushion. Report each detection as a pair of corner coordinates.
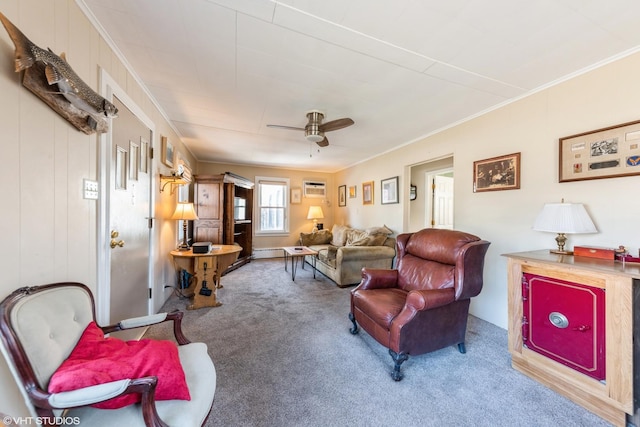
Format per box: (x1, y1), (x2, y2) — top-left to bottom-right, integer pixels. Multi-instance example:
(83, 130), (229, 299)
(330, 224), (350, 246)
(48, 321), (190, 409)
(317, 246), (338, 268)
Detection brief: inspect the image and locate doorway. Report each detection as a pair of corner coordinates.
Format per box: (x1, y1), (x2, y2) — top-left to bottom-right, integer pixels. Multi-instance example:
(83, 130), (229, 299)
(407, 156), (454, 232)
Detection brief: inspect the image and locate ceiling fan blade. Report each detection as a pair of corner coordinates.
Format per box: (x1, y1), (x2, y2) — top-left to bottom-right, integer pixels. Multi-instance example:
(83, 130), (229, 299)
(316, 137), (329, 147)
(319, 118), (354, 132)
(266, 124), (305, 131)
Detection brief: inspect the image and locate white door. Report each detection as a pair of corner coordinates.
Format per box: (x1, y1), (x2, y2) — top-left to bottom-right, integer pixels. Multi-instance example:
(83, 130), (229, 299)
(432, 175), (454, 229)
(109, 96), (152, 329)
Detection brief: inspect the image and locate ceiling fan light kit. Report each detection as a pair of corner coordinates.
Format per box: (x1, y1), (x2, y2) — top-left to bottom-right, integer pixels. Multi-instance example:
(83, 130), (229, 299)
(267, 110), (354, 147)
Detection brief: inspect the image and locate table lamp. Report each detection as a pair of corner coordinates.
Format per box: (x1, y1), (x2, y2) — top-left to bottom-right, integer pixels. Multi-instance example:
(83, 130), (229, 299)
(532, 201), (597, 254)
(171, 202), (199, 251)
(307, 205), (324, 232)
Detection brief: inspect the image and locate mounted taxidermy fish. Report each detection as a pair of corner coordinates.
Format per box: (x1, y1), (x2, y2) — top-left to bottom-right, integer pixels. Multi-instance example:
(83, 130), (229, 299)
(0, 12), (117, 134)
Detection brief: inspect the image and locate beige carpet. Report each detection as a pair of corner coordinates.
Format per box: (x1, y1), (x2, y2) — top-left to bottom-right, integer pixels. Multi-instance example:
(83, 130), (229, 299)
(144, 258), (611, 427)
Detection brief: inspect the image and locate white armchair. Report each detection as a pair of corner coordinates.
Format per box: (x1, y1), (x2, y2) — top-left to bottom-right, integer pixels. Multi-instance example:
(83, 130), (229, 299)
(0, 282), (216, 427)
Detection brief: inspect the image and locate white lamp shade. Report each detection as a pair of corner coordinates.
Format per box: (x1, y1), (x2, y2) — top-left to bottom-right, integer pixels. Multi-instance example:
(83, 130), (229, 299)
(532, 203), (597, 234)
(171, 202), (199, 221)
(306, 205), (324, 220)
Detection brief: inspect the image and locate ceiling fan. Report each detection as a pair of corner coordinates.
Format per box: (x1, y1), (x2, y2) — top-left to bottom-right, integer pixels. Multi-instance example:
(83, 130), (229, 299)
(267, 110), (354, 147)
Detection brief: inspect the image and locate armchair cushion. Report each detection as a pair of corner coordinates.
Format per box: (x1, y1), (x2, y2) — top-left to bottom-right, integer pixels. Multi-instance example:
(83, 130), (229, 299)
(48, 321), (190, 409)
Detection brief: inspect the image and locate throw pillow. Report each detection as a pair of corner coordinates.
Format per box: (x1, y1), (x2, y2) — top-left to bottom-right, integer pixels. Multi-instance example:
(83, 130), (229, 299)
(48, 321), (190, 409)
(300, 229), (332, 246)
(365, 225), (393, 235)
(330, 224), (349, 246)
(346, 229), (368, 246)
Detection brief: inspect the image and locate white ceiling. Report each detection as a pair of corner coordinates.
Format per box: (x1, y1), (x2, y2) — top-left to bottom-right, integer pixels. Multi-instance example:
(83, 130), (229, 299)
(80, 0), (640, 172)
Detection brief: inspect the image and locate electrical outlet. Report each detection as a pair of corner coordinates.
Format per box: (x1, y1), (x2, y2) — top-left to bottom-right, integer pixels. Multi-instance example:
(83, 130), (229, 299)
(83, 179), (98, 200)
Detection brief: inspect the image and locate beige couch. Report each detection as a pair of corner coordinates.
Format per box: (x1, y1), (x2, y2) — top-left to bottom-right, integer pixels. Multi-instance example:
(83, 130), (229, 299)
(299, 224), (396, 287)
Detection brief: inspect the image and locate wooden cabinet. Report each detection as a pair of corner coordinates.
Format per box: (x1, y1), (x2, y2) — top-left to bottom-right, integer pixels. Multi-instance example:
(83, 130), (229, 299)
(194, 176), (224, 243)
(504, 250), (640, 426)
(194, 174), (254, 272)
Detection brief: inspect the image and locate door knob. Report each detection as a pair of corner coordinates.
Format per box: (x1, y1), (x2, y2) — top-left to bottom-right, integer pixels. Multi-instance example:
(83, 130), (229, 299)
(110, 239), (125, 248)
(110, 230), (124, 248)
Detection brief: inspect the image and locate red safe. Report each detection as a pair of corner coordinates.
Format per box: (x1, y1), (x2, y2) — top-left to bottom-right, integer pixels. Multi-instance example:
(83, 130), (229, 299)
(522, 273), (606, 381)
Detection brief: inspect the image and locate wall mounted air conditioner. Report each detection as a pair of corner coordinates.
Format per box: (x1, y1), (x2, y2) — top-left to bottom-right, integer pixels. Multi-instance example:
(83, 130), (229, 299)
(303, 181), (326, 198)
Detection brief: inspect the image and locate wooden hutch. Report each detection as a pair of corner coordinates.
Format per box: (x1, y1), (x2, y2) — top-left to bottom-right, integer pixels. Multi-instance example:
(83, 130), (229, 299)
(193, 173), (254, 273)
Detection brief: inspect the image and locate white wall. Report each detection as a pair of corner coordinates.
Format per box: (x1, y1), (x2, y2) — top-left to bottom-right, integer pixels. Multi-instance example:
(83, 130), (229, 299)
(0, 0), (193, 418)
(335, 52), (640, 329)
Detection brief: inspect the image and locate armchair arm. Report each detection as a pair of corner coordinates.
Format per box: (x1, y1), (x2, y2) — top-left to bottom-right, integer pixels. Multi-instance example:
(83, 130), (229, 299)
(120, 313), (167, 329)
(102, 310), (191, 345)
(48, 377), (167, 427)
(356, 268), (398, 290)
(48, 379), (133, 408)
(404, 288), (456, 311)
(389, 288), (456, 345)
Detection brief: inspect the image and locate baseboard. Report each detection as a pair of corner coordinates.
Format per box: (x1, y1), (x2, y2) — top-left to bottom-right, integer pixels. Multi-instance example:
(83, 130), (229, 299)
(253, 247), (284, 259)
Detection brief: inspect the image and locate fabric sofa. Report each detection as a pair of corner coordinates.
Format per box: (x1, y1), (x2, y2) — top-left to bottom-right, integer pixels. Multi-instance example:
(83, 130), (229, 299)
(299, 224), (396, 287)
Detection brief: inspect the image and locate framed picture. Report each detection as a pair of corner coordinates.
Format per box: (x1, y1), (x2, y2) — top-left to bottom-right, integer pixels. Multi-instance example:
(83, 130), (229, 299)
(559, 119), (640, 182)
(381, 176), (399, 204)
(362, 181), (374, 205)
(338, 185), (346, 207)
(291, 187), (302, 204)
(473, 152), (521, 192)
(161, 136), (174, 167)
(348, 185), (357, 198)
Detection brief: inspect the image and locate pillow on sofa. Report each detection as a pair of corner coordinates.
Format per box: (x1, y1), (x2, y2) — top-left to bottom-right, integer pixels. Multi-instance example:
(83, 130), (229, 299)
(365, 225), (393, 235)
(300, 229), (332, 246)
(330, 224), (350, 246)
(346, 232), (388, 246)
(346, 229), (368, 246)
(48, 321), (190, 409)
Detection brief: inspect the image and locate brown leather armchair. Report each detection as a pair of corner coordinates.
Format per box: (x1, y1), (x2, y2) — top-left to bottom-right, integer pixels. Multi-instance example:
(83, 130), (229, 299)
(349, 228), (490, 381)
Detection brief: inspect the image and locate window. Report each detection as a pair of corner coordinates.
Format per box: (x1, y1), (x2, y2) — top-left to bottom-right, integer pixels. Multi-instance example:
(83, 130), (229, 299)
(256, 176), (289, 235)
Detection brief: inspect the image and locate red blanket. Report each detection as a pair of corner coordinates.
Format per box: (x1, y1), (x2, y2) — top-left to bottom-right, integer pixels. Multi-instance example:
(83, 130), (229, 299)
(48, 321), (190, 409)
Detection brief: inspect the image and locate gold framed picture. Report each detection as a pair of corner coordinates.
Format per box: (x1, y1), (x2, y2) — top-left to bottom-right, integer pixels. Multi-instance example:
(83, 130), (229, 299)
(362, 181), (374, 205)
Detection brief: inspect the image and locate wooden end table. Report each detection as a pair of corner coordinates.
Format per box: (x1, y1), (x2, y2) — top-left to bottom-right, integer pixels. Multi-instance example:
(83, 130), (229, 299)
(282, 246), (317, 281)
(170, 245), (241, 309)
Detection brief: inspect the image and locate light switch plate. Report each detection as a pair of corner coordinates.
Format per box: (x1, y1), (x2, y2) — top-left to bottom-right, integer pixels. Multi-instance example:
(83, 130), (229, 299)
(83, 179), (99, 200)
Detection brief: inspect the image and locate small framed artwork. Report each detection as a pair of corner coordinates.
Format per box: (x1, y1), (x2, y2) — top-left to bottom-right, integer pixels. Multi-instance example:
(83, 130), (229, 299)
(381, 176), (399, 204)
(409, 184), (417, 201)
(559, 119), (640, 182)
(338, 185), (346, 207)
(473, 152), (521, 192)
(362, 181), (374, 205)
(348, 185), (357, 198)
(161, 136), (174, 167)
(291, 187), (302, 204)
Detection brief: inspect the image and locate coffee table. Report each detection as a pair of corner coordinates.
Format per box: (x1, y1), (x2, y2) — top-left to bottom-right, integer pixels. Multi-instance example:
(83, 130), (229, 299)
(282, 246), (318, 281)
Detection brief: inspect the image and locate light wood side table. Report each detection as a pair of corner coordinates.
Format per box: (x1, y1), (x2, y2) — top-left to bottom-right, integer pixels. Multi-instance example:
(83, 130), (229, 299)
(170, 245), (241, 309)
(282, 246), (317, 281)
